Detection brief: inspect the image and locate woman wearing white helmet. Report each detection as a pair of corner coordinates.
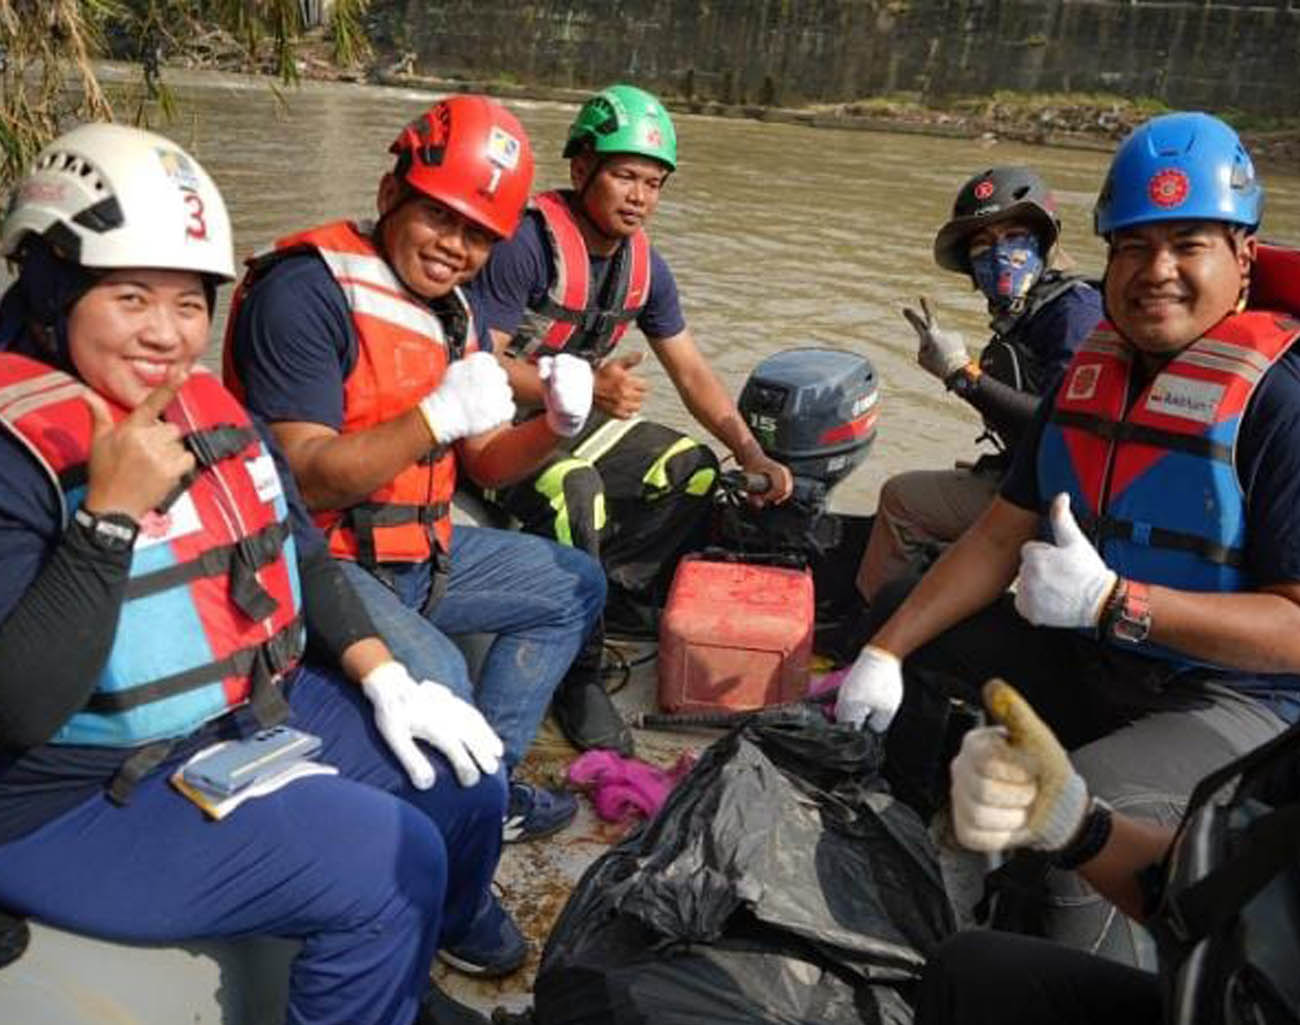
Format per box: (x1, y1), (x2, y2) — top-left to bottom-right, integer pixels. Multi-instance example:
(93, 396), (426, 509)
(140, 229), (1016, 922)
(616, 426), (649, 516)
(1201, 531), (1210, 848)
(0, 123), (506, 1025)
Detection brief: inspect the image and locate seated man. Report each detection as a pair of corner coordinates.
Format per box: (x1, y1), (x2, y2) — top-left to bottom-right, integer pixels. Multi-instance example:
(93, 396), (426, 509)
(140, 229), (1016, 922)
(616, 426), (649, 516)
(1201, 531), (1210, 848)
(0, 123), (502, 1025)
(917, 680), (1298, 1025)
(224, 97), (607, 964)
(836, 112), (1298, 965)
(468, 84), (794, 752)
(857, 166), (1101, 605)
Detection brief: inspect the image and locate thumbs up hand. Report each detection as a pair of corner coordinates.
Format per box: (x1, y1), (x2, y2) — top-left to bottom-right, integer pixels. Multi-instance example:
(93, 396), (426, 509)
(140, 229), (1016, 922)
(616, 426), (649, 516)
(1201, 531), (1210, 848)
(594, 350), (648, 419)
(1014, 493), (1118, 629)
(82, 368), (196, 521)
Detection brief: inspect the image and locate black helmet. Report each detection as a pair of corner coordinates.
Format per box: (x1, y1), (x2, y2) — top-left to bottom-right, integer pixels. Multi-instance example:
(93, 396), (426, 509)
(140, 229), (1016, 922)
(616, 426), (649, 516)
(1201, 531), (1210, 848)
(933, 166), (1062, 274)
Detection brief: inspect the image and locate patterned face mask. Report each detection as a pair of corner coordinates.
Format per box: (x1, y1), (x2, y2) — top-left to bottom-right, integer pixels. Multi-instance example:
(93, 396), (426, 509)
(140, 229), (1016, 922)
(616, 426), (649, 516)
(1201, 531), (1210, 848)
(969, 232), (1044, 315)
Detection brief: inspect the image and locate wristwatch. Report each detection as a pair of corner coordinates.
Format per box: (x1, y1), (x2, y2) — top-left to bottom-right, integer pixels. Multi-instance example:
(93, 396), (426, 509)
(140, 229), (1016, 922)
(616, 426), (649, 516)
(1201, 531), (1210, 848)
(73, 507), (140, 554)
(1105, 579), (1152, 644)
(946, 362), (982, 396)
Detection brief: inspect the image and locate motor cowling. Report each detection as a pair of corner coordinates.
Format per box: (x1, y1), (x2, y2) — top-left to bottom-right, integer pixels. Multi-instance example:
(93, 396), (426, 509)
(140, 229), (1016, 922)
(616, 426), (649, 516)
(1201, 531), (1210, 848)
(738, 348), (879, 494)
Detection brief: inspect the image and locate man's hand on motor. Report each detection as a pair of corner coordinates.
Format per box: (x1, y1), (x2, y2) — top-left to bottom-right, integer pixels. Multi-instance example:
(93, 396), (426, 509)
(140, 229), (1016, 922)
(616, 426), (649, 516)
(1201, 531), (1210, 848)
(1015, 493), (1118, 628)
(593, 350), (649, 418)
(82, 368), (196, 521)
(834, 644), (904, 733)
(739, 451), (795, 505)
(361, 661), (504, 789)
(951, 680), (1088, 853)
(418, 351), (515, 445)
(538, 353), (594, 438)
(902, 297), (971, 384)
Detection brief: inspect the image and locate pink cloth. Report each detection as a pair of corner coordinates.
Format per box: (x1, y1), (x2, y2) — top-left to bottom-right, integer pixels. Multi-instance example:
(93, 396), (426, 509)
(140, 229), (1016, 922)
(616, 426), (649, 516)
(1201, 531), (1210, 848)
(567, 750), (697, 824)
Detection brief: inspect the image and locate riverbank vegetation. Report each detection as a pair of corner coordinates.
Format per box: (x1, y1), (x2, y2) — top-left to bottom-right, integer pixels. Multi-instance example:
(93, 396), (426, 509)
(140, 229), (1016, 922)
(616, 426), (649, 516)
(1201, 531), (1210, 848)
(5, 2), (1300, 186)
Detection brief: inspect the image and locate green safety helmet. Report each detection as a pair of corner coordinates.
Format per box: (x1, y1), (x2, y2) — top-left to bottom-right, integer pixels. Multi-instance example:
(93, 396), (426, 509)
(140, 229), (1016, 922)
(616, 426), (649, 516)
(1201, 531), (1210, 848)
(562, 84), (677, 171)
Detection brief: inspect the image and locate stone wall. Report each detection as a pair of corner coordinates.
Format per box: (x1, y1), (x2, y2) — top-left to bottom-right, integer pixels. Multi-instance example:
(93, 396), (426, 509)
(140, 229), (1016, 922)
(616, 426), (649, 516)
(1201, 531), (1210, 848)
(376, 0), (1300, 115)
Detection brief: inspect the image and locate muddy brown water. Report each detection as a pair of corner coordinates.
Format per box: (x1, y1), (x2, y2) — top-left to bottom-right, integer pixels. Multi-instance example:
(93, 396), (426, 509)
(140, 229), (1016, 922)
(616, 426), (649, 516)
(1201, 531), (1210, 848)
(102, 65), (1300, 519)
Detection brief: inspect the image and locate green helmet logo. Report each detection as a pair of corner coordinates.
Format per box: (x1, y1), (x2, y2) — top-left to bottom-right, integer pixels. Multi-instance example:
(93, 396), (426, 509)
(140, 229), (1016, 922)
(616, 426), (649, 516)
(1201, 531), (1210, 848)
(563, 84), (677, 171)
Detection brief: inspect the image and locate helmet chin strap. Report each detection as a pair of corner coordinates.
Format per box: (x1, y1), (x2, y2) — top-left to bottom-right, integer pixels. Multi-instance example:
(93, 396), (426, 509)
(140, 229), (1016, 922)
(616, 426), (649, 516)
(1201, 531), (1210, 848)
(571, 156), (625, 252)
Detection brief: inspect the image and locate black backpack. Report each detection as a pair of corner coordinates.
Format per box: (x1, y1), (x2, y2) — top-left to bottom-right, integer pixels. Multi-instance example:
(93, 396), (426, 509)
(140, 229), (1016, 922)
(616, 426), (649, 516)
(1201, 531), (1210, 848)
(1152, 722), (1300, 1025)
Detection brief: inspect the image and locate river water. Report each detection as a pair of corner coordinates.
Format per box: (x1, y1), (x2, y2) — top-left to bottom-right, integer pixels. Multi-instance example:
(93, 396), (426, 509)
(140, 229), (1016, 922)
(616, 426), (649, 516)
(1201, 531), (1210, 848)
(119, 68), (1300, 515)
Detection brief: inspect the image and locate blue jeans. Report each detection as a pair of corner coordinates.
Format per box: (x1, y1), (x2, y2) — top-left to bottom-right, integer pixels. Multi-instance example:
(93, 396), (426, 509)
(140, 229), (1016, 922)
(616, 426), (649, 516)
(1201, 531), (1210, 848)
(0, 666), (507, 1025)
(340, 525), (605, 770)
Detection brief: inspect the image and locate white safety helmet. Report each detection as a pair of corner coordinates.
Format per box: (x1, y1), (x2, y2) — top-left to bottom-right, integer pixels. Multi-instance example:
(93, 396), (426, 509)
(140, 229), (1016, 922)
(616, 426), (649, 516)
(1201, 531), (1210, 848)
(1, 122), (235, 281)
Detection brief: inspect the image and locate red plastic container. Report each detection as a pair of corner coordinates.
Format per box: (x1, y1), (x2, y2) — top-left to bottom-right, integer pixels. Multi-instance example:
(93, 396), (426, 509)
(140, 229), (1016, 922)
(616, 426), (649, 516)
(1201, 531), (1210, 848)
(658, 555), (814, 714)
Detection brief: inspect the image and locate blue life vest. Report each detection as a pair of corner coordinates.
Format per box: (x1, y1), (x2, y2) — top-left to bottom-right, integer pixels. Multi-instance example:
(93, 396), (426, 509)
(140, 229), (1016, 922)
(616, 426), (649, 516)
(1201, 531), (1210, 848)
(0, 354), (304, 747)
(1038, 311), (1299, 658)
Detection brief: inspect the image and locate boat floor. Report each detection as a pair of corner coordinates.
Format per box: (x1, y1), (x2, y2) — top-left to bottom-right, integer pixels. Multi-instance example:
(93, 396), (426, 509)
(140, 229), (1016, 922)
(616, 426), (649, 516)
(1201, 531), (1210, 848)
(437, 637), (986, 1019)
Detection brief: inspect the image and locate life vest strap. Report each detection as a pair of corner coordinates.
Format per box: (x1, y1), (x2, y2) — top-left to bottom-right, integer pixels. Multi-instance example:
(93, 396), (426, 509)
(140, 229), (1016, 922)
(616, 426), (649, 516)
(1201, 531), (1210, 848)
(185, 425), (259, 467)
(124, 520), (289, 602)
(533, 294), (641, 330)
(86, 616), (303, 714)
(1051, 409), (1233, 463)
(1084, 514), (1246, 568)
(341, 501), (450, 566)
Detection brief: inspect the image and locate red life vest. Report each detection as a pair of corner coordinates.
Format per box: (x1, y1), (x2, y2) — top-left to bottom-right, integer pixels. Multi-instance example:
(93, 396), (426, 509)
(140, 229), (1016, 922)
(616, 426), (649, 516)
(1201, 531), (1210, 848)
(1038, 311), (1299, 639)
(506, 190), (652, 364)
(225, 220), (475, 564)
(0, 354), (303, 746)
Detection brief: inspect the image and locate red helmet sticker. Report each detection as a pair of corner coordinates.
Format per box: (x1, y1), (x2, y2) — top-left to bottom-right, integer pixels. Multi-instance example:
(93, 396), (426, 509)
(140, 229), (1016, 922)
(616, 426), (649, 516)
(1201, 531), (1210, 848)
(973, 180), (995, 200)
(1147, 168), (1190, 209)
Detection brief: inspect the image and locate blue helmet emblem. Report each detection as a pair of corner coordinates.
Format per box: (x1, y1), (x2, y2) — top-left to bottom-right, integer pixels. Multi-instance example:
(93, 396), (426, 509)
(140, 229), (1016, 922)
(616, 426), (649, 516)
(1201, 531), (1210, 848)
(1093, 112), (1262, 236)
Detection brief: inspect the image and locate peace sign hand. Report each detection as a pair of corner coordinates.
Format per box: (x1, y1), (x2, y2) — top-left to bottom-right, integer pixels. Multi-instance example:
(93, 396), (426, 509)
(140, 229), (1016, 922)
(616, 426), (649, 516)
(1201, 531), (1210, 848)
(81, 368), (197, 522)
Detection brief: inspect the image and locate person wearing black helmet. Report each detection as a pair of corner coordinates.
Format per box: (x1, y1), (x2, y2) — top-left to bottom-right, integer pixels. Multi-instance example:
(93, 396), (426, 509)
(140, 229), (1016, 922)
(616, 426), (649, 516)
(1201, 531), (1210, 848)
(855, 166), (1102, 603)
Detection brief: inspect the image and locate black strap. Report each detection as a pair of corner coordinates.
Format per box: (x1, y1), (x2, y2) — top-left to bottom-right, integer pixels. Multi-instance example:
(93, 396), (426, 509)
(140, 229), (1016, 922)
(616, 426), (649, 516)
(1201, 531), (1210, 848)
(341, 501), (448, 568)
(124, 521), (289, 601)
(1082, 513), (1246, 568)
(1050, 409), (1234, 463)
(107, 740), (176, 806)
(1163, 802), (1300, 943)
(155, 425), (261, 513)
(87, 617), (303, 714)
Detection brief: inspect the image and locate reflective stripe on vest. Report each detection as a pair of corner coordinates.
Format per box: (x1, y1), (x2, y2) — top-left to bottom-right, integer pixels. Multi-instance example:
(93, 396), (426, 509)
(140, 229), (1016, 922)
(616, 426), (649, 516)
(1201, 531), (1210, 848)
(507, 190), (652, 364)
(1038, 312), (1300, 658)
(224, 220), (472, 563)
(0, 355), (304, 747)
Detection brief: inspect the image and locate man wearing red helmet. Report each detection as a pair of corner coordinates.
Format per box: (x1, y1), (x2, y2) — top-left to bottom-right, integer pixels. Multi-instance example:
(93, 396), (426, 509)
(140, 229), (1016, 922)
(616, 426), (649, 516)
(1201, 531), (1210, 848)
(225, 96), (607, 979)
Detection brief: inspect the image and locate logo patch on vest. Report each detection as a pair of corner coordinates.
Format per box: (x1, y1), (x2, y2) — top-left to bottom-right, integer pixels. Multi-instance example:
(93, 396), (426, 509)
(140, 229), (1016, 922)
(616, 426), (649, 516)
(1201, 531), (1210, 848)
(244, 452), (284, 505)
(1066, 363), (1102, 401)
(136, 492), (202, 550)
(1145, 374), (1225, 424)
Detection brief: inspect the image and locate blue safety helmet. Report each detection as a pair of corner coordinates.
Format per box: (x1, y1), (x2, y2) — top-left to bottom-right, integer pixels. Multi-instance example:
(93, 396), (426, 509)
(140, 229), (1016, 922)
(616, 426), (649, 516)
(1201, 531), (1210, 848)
(1093, 112), (1262, 237)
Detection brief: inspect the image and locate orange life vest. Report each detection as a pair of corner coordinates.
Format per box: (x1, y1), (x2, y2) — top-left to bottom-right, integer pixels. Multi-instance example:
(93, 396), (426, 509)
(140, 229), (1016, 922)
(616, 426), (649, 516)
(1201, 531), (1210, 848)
(225, 220), (476, 565)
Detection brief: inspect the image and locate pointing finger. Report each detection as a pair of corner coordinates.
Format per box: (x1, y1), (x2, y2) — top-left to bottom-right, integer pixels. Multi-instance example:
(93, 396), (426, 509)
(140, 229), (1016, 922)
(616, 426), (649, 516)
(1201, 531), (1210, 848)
(128, 365), (189, 424)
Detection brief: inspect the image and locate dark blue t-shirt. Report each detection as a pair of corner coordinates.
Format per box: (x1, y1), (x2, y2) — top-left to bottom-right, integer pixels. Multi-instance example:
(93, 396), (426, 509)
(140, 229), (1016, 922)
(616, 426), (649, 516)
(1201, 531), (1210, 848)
(1000, 344), (1300, 716)
(467, 210), (687, 344)
(228, 251), (491, 429)
(1014, 282), (1104, 386)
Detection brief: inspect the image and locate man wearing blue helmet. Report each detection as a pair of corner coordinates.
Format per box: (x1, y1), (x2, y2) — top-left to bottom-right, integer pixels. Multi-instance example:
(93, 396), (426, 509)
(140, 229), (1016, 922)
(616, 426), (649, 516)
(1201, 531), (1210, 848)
(834, 111), (1300, 968)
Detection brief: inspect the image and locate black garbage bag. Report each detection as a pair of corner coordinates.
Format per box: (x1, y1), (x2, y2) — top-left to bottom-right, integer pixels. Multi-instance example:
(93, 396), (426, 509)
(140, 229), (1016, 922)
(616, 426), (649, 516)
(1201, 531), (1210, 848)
(534, 707), (956, 1025)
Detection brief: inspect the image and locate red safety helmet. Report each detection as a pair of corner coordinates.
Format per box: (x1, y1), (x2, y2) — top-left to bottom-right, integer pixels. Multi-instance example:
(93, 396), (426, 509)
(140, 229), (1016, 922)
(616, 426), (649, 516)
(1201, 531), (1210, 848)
(388, 95), (534, 240)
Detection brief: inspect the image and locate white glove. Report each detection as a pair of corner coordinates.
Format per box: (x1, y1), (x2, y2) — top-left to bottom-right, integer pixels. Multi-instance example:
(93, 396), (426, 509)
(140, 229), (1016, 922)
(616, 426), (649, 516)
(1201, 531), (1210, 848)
(950, 680), (1088, 853)
(361, 661), (504, 789)
(834, 644), (904, 733)
(417, 352), (516, 445)
(1014, 493), (1118, 629)
(902, 297), (970, 383)
(538, 353), (593, 438)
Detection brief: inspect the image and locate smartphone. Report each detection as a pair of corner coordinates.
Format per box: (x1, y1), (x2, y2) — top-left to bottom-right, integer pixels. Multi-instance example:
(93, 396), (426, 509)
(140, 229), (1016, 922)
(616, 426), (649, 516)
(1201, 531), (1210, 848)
(182, 726), (322, 798)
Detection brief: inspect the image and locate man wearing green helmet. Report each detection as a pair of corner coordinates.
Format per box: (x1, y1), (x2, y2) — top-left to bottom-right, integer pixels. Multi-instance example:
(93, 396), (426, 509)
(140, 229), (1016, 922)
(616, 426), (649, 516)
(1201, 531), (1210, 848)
(470, 84), (793, 754)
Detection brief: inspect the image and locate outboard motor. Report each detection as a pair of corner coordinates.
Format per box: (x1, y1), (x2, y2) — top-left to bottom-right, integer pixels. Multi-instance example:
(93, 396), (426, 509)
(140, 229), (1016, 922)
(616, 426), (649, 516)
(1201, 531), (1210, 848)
(725, 348), (879, 559)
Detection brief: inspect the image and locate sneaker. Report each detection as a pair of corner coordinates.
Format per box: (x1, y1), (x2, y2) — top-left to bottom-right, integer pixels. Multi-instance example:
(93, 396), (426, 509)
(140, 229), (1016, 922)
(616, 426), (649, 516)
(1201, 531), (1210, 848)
(502, 780), (577, 844)
(417, 979), (491, 1025)
(437, 894), (527, 978)
(551, 676), (635, 755)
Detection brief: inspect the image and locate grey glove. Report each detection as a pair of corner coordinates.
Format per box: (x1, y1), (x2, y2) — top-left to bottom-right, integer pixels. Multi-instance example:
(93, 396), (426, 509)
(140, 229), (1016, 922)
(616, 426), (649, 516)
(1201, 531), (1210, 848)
(903, 297), (970, 384)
